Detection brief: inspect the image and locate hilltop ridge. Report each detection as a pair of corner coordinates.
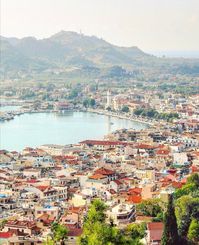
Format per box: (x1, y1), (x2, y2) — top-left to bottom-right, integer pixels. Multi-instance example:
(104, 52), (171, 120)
(1, 31), (199, 80)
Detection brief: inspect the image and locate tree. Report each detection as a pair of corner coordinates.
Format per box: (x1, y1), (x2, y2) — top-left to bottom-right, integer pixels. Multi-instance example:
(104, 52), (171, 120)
(68, 89), (79, 99)
(175, 195), (199, 238)
(0, 219), (7, 229)
(153, 212), (164, 222)
(175, 195), (191, 237)
(136, 199), (165, 218)
(79, 199), (148, 245)
(86, 199), (107, 223)
(187, 173), (199, 188)
(126, 223), (146, 243)
(188, 219), (199, 243)
(121, 106), (130, 113)
(79, 199), (108, 244)
(51, 222), (68, 245)
(79, 199), (141, 245)
(83, 99), (89, 108)
(161, 195), (179, 245)
(89, 99), (96, 107)
(46, 83), (55, 92)
(43, 237), (54, 245)
(174, 183), (197, 199)
(174, 173), (199, 241)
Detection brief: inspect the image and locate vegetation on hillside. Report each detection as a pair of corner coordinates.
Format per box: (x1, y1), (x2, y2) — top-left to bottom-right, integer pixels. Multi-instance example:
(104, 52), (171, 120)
(174, 173), (199, 244)
(161, 195), (179, 245)
(1, 31), (199, 80)
(79, 199), (146, 245)
(43, 222), (68, 245)
(136, 198), (165, 222)
(41, 174), (199, 244)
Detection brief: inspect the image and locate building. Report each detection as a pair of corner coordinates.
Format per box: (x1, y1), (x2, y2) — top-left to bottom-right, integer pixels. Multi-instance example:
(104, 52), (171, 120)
(107, 203), (136, 226)
(147, 222), (164, 245)
(106, 90), (112, 109)
(35, 205), (59, 219)
(3, 220), (40, 236)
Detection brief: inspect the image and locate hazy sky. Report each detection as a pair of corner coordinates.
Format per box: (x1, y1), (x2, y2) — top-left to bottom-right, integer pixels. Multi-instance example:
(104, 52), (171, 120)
(1, 0), (199, 51)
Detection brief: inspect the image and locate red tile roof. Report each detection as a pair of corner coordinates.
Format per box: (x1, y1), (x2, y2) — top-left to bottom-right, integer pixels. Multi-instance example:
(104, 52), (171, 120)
(192, 165), (199, 172)
(89, 174), (107, 180)
(6, 220), (37, 229)
(156, 149), (170, 155)
(0, 232), (13, 239)
(38, 213), (55, 224)
(36, 185), (49, 191)
(95, 167), (115, 175)
(181, 177), (187, 184)
(148, 222), (164, 241)
(68, 228), (83, 237)
(113, 179), (123, 185)
(109, 189), (117, 194)
(166, 174), (176, 181)
(26, 179), (38, 183)
(136, 143), (156, 149)
(127, 195), (142, 204)
(172, 182), (183, 189)
(128, 187), (142, 195)
(69, 206), (85, 214)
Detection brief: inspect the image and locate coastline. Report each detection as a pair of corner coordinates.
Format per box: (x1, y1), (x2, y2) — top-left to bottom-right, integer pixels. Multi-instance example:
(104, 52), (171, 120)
(86, 108), (154, 126)
(0, 107), (153, 126)
(0, 103), (157, 127)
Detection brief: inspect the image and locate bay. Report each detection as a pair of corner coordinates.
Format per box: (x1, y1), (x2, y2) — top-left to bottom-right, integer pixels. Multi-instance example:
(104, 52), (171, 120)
(0, 111), (147, 151)
(0, 105), (21, 112)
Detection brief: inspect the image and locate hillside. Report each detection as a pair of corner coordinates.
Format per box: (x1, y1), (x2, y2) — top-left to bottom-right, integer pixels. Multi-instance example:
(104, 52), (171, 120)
(1, 31), (199, 80)
(0, 31), (150, 72)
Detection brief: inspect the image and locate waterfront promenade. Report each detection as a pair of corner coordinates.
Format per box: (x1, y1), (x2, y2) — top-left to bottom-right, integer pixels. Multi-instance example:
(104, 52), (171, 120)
(87, 108), (155, 126)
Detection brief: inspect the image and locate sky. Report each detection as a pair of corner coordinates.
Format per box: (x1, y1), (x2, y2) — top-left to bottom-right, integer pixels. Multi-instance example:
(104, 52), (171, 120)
(1, 0), (199, 52)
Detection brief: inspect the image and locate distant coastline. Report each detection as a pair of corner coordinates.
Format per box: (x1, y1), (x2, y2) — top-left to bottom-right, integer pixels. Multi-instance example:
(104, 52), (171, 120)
(148, 50), (199, 59)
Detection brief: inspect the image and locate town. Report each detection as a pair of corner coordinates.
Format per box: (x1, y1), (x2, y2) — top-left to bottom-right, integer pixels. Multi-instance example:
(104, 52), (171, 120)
(0, 81), (199, 244)
(1, 0), (199, 243)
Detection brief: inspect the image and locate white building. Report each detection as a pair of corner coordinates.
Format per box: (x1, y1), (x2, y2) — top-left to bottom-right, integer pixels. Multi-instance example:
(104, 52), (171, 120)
(107, 203), (136, 225)
(173, 152), (188, 165)
(106, 90), (112, 109)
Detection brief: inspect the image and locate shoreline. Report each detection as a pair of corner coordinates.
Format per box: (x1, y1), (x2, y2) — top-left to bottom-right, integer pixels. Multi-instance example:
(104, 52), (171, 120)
(86, 108), (154, 126)
(0, 104), (157, 127)
(0, 108), (150, 152)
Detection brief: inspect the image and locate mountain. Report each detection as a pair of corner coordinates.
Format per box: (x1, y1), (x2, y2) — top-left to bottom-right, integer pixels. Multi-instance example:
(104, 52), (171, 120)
(0, 31), (151, 73)
(1, 31), (199, 80)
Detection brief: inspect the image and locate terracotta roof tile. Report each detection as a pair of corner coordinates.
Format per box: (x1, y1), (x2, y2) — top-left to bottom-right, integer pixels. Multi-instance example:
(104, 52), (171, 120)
(95, 167), (115, 175)
(148, 222), (164, 241)
(89, 174), (107, 180)
(0, 232), (13, 239)
(127, 195), (142, 204)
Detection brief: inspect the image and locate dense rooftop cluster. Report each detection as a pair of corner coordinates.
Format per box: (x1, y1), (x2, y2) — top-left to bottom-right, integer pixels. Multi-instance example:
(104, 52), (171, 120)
(0, 115), (199, 244)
